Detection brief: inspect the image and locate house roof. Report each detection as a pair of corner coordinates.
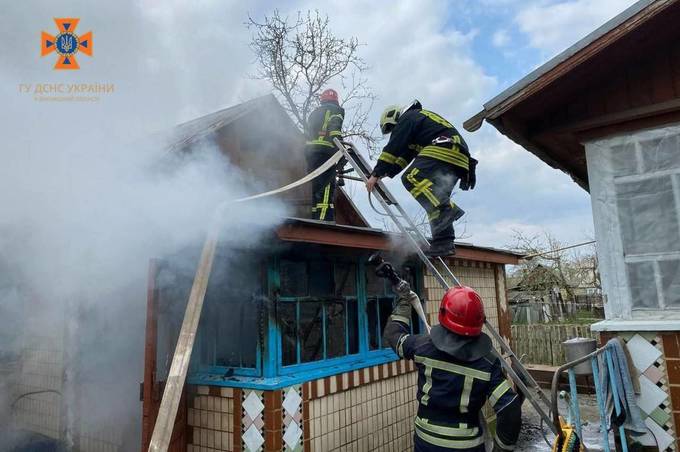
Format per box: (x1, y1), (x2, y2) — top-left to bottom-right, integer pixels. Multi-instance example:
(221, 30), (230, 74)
(165, 94), (370, 227)
(167, 96), (520, 263)
(167, 94), (299, 151)
(276, 218), (522, 265)
(463, 0), (680, 190)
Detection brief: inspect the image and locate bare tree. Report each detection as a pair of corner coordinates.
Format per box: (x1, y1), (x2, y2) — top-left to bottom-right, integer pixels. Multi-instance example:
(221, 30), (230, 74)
(247, 10), (379, 152)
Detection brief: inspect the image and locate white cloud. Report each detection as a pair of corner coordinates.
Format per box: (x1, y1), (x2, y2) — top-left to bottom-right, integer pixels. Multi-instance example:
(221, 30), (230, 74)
(492, 29), (510, 47)
(516, 0), (638, 56)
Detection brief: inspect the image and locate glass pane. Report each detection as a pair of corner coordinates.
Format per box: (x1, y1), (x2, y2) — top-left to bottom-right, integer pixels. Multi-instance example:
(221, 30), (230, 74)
(280, 260), (307, 297)
(325, 299), (346, 359)
(640, 135), (680, 172)
(299, 302), (324, 362)
(279, 302), (297, 366)
(626, 262), (658, 309)
(347, 298), (359, 354)
(659, 260), (680, 308)
(367, 297), (379, 350)
(335, 263), (357, 296)
(379, 297), (394, 348)
(610, 143), (638, 177)
(616, 176), (680, 255)
(202, 252), (261, 369)
(309, 261), (333, 297)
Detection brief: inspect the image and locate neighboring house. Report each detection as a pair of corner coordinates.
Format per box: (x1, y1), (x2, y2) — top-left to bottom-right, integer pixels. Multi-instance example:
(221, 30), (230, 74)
(465, 0), (680, 449)
(140, 95), (522, 452)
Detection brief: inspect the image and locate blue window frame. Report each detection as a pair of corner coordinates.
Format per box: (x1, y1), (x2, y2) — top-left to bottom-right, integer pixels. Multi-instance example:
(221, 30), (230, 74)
(272, 250), (422, 377)
(193, 249), (265, 378)
(185, 245), (423, 387)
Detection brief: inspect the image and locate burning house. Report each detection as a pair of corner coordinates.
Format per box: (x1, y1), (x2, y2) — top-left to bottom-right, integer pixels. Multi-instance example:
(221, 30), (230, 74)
(140, 94), (522, 452)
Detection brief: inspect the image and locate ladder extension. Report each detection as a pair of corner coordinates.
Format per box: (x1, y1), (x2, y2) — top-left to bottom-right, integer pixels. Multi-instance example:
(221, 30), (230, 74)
(333, 138), (558, 435)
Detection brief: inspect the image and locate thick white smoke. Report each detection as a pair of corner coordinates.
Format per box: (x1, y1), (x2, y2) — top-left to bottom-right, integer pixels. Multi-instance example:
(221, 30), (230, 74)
(0, 1), (287, 450)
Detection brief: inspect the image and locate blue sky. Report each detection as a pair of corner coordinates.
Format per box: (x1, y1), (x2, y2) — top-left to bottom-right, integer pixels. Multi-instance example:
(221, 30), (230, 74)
(1, 0), (640, 250)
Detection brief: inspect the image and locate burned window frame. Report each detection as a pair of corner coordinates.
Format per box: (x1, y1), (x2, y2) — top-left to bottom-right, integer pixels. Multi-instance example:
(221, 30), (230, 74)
(272, 251), (423, 377)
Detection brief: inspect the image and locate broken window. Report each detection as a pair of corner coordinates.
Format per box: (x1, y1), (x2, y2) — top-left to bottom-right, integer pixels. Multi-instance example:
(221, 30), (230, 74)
(197, 249), (263, 373)
(366, 264), (420, 350)
(278, 259), (360, 368)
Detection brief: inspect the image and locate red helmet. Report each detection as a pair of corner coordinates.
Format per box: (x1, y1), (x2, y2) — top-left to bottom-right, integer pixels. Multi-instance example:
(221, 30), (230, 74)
(439, 286), (485, 336)
(320, 89), (339, 103)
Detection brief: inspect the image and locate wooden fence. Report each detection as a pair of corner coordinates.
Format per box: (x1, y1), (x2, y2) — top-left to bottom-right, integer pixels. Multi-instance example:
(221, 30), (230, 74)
(510, 324), (599, 367)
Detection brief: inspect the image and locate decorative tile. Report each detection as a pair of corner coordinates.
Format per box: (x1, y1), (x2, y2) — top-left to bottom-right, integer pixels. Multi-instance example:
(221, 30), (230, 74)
(243, 390), (264, 421)
(242, 423), (265, 452)
(638, 373), (672, 416)
(643, 365), (663, 384)
(283, 418), (303, 450)
(626, 334), (662, 372)
(644, 417), (675, 451)
(648, 406), (671, 427)
(283, 386), (302, 416)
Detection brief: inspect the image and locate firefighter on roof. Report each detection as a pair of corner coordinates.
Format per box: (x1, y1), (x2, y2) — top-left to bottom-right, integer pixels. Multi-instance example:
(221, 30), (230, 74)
(305, 89), (345, 222)
(366, 101), (477, 256)
(377, 261), (521, 451)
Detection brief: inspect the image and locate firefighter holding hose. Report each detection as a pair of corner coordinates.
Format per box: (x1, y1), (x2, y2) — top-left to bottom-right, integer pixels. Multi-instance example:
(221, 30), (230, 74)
(373, 256), (521, 452)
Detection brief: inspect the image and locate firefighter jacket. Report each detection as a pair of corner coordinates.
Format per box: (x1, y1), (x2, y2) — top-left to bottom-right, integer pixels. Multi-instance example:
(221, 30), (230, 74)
(383, 289), (521, 451)
(305, 101), (345, 149)
(373, 108), (471, 179)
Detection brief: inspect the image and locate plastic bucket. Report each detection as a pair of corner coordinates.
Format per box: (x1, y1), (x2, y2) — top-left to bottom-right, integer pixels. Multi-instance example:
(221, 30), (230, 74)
(562, 337), (597, 375)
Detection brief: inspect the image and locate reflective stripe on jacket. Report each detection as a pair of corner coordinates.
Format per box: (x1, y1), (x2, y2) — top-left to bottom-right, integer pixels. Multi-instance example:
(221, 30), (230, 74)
(305, 101), (344, 148)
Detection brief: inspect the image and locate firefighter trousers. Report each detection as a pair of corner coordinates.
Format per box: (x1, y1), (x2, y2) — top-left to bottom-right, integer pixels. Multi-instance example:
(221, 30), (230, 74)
(305, 144), (337, 221)
(414, 433), (485, 452)
(401, 157), (463, 242)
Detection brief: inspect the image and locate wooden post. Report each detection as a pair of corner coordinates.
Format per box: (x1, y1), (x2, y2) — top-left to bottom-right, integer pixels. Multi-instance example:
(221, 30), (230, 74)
(142, 259), (160, 451)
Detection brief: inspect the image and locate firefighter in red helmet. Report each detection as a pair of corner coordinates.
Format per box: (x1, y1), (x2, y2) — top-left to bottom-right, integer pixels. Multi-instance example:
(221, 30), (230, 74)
(377, 260), (522, 452)
(304, 89), (345, 221)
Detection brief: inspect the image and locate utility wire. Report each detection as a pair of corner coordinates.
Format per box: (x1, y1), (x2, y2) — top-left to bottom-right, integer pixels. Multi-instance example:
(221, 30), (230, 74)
(523, 241), (596, 260)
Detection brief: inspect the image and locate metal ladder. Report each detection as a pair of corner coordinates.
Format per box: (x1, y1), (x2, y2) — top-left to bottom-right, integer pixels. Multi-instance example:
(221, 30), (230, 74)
(333, 138), (558, 436)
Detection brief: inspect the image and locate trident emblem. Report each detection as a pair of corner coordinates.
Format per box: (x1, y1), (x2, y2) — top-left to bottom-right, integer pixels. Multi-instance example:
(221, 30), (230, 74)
(59, 34), (74, 53)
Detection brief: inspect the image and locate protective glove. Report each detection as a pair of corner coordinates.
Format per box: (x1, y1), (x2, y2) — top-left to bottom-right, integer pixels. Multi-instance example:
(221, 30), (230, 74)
(460, 158), (478, 191)
(389, 280), (413, 324)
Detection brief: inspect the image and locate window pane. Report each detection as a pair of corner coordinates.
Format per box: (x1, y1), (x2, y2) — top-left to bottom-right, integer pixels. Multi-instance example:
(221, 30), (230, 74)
(347, 298), (359, 354)
(281, 260), (307, 297)
(616, 177), (680, 255)
(640, 135), (680, 172)
(366, 268), (384, 295)
(626, 262), (658, 309)
(610, 143), (638, 177)
(335, 263), (357, 296)
(299, 302), (324, 362)
(310, 261), (333, 297)
(205, 254), (262, 369)
(367, 297), (379, 350)
(325, 300), (346, 359)
(379, 297), (394, 349)
(279, 302), (297, 366)
(659, 260), (680, 308)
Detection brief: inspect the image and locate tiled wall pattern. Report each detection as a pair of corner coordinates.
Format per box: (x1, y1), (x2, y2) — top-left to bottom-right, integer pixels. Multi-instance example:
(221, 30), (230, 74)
(12, 333), (64, 439)
(187, 386), (236, 452)
(282, 385), (303, 451)
(423, 260), (501, 344)
(304, 370), (418, 451)
(602, 332), (678, 451)
(241, 390), (265, 451)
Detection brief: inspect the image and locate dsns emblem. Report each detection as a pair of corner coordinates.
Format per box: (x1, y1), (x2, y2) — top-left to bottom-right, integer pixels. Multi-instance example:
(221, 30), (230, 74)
(41, 18), (92, 70)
